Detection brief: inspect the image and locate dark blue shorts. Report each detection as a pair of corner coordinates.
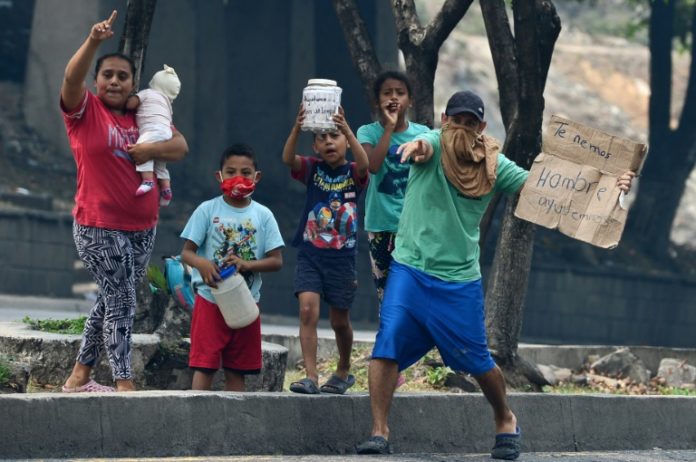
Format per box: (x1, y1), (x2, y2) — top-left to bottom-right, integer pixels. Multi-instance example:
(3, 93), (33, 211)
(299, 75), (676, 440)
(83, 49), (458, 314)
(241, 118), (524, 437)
(294, 249), (357, 309)
(372, 260), (495, 376)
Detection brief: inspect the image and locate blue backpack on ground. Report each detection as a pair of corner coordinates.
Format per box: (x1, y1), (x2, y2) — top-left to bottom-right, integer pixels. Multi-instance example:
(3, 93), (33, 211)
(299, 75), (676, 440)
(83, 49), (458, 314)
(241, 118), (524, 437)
(164, 255), (195, 311)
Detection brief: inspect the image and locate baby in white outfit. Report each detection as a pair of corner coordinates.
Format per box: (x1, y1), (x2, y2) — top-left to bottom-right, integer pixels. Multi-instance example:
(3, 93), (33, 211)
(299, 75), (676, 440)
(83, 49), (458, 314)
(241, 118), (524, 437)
(126, 64), (181, 206)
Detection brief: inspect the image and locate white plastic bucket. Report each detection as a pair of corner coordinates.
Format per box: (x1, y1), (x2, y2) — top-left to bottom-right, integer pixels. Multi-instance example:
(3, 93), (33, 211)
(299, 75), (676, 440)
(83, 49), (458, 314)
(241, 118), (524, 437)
(210, 272), (259, 329)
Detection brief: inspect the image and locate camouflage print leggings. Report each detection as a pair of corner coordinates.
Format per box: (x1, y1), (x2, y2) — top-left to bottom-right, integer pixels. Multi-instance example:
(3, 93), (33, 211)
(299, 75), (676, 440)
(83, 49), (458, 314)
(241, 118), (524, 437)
(367, 231), (396, 306)
(72, 222), (156, 380)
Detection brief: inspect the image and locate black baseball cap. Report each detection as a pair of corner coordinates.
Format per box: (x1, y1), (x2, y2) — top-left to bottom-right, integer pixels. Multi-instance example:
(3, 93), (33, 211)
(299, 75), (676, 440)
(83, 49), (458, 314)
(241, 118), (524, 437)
(445, 90), (485, 121)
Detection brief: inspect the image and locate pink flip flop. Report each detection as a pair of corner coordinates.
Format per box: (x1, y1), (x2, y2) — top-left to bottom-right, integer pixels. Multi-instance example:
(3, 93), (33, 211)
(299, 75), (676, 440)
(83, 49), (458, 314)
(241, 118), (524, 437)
(61, 379), (115, 393)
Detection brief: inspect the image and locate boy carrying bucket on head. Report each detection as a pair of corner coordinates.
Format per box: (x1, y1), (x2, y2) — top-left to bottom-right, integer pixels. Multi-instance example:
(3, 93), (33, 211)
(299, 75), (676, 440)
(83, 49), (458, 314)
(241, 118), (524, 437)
(180, 143), (284, 391)
(283, 105), (369, 395)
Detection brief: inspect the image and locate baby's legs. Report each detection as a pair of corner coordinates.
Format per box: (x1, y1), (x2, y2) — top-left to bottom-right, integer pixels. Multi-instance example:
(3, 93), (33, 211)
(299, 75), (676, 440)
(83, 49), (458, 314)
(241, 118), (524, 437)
(135, 160), (156, 196)
(154, 161), (172, 206)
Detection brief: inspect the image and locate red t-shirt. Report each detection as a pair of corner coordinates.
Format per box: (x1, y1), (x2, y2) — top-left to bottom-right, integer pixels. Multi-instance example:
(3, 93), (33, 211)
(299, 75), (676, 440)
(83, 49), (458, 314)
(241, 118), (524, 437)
(62, 92), (159, 231)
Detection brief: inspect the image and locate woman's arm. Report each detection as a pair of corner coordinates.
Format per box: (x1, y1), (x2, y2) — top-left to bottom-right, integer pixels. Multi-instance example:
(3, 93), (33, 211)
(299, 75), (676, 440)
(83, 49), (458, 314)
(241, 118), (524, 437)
(61, 10), (117, 111)
(127, 130), (189, 165)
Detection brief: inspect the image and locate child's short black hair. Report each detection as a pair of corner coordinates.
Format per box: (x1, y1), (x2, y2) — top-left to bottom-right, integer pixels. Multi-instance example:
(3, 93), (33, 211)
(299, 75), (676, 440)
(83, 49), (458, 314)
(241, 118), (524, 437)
(94, 52), (136, 81)
(220, 143), (258, 170)
(373, 70), (413, 102)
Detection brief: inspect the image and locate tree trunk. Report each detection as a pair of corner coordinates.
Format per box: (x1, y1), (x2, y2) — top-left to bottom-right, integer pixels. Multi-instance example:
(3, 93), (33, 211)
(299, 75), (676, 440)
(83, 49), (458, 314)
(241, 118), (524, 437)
(118, 0), (158, 89)
(627, 0), (696, 256)
(391, 0), (472, 126)
(482, 0), (560, 383)
(332, 0), (382, 108)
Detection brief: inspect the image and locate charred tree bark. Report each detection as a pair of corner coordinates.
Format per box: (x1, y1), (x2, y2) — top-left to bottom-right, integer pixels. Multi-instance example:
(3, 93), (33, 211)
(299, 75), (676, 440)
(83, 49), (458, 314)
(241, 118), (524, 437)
(626, 0), (696, 258)
(334, 0), (472, 125)
(391, 0), (473, 126)
(482, 0), (560, 384)
(332, 0), (383, 107)
(118, 0), (158, 89)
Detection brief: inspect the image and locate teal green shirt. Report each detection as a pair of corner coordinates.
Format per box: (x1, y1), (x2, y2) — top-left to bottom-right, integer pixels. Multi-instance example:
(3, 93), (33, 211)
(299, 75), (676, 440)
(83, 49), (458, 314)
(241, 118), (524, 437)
(357, 121), (430, 232)
(392, 129), (529, 282)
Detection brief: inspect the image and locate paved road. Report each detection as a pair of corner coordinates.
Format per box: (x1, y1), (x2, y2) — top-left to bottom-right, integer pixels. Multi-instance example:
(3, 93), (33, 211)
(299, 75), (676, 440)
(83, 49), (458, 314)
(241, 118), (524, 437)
(0, 294), (92, 322)
(7, 450), (696, 461)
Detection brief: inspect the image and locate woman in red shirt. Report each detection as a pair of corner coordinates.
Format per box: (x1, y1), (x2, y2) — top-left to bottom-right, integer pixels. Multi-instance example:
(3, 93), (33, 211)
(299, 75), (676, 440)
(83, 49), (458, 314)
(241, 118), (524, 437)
(60, 10), (188, 392)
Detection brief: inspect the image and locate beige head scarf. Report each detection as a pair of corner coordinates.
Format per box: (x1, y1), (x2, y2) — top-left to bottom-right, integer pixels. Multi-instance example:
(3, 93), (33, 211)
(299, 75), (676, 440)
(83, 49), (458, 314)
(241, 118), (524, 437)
(440, 123), (500, 198)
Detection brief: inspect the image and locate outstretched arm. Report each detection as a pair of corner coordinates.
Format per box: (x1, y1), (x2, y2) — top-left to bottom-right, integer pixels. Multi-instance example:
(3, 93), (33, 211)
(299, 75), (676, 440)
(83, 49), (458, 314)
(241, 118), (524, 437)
(282, 104), (305, 172)
(397, 139), (433, 165)
(61, 10), (117, 111)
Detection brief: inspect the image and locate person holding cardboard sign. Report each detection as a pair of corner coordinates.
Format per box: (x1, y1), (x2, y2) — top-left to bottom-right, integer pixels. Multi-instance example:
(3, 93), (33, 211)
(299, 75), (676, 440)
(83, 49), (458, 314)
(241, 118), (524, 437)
(355, 90), (634, 459)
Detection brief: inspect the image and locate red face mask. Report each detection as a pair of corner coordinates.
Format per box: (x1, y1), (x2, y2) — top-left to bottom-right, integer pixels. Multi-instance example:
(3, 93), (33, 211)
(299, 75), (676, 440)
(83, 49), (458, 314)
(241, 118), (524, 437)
(220, 176), (256, 199)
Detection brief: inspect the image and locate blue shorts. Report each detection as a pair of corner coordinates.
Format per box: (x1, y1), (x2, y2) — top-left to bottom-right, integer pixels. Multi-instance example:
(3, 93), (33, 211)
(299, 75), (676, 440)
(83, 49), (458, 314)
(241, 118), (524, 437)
(372, 261), (496, 376)
(294, 249), (357, 309)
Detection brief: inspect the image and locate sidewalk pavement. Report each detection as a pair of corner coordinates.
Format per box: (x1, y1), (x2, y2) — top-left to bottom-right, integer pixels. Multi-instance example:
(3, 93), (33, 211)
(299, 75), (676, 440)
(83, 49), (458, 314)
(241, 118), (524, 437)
(6, 450), (696, 461)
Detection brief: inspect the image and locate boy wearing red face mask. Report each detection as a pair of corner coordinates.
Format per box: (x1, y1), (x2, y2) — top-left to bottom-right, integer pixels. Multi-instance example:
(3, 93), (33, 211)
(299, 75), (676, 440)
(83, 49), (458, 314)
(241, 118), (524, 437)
(180, 143), (284, 391)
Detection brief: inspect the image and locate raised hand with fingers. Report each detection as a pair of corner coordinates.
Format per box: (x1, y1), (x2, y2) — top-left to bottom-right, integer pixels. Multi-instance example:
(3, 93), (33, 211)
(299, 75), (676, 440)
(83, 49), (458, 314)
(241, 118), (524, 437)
(90, 10), (117, 42)
(381, 100), (400, 129)
(332, 106), (351, 136)
(397, 140), (430, 164)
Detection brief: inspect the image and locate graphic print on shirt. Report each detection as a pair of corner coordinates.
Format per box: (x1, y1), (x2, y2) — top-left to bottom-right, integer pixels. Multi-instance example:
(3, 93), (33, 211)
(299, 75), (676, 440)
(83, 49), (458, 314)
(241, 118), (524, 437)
(108, 124), (139, 162)
(303, 171), (359, 250)
(212, 217), (258, 288)
(377, 144), (410, 196)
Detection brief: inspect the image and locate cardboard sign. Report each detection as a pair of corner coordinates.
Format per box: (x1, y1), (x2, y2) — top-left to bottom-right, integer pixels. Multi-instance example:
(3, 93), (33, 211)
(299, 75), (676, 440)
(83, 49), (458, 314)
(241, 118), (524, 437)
(514, 115), (648, 248)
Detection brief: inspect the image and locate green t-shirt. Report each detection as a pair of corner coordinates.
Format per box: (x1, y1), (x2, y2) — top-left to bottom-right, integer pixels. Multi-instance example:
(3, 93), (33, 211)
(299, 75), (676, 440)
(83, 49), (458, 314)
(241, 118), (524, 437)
(392, 129), (529, 282)
(357, 121), (430, 232)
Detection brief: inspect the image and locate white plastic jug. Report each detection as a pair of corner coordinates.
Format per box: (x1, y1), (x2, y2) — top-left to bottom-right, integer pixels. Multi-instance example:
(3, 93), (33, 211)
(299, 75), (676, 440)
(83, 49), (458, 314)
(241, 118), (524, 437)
(210, 269), (259, 329)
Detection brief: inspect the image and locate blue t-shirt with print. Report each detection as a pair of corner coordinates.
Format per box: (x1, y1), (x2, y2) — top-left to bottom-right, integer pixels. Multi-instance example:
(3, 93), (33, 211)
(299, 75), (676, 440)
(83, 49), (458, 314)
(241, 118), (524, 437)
(290, 156), (367, 257)
(357, 120), (430, 232)
(180, 196), (284, 303)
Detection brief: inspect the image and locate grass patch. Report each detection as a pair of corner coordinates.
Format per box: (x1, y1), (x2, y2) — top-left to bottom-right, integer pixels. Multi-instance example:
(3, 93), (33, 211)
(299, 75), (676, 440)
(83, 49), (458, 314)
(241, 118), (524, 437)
(22, 315), (86, 335)
(284, 345), (459, 393)
(0, 357), (10, 386)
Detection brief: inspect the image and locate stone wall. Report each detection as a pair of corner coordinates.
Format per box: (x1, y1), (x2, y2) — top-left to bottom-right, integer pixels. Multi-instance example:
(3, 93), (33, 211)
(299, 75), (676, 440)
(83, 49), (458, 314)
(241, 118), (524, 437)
(0, 208), (74, 297)
(522, 264), (696, 348)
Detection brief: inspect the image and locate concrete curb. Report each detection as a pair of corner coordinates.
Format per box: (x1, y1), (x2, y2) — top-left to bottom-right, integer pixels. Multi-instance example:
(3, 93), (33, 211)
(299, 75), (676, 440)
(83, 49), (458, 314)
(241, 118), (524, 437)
(2, 391), (695, 458)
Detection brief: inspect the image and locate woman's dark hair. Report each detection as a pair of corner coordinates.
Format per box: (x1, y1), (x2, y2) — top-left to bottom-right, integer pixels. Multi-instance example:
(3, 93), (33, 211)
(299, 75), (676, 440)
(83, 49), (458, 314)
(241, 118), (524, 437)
(94, 52), (136, 81)
(220, 143), (258, 170)
(372, 70), (413, 102)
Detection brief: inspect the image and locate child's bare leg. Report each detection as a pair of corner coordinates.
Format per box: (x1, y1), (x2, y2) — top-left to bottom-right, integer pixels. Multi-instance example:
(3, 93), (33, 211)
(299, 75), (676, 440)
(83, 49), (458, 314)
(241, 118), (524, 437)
(223, 370), (245, 392)
(298, 291), (321, 385)
(136, 171), (155, 196)
(329, 306), (353, 379)
(191, 369), (215, 390)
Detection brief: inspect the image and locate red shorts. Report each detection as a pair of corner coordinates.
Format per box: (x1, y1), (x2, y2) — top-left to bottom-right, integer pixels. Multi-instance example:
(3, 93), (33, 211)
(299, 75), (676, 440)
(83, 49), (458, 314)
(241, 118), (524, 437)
(189, 295), (262, 373)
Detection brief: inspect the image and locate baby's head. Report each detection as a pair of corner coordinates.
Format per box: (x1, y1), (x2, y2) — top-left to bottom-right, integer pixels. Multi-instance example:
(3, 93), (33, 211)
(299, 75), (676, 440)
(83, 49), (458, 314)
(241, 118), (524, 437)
(149, 64), (181, 101)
